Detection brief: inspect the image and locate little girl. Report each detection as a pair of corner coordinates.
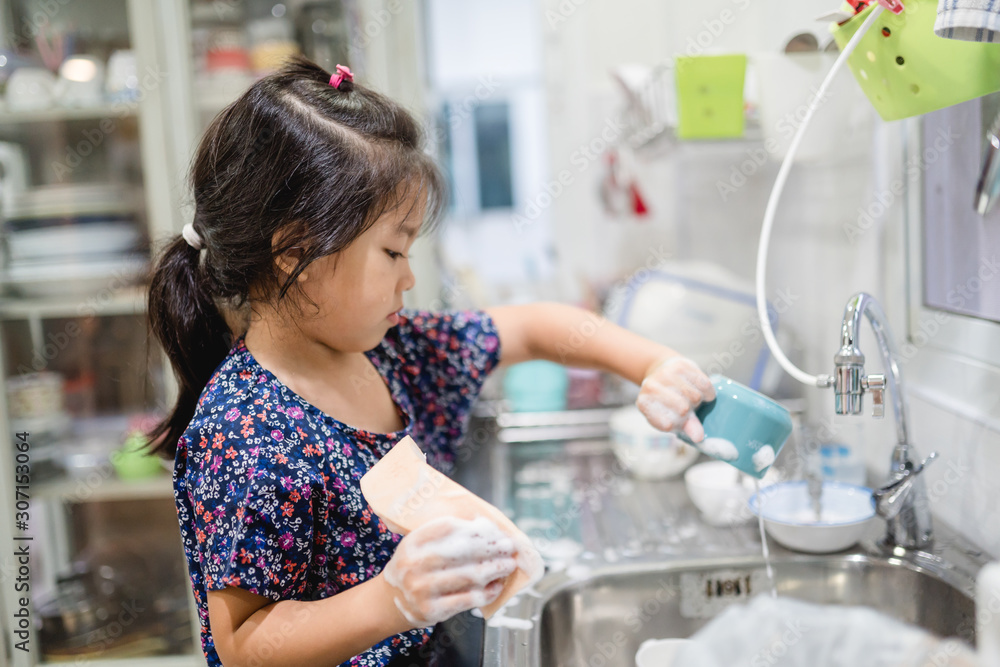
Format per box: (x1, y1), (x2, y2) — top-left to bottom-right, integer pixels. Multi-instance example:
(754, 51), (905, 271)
(148, 57), (714, 667)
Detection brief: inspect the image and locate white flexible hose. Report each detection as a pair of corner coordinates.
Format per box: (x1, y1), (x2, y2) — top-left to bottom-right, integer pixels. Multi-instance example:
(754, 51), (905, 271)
(755, 5), (886, 387)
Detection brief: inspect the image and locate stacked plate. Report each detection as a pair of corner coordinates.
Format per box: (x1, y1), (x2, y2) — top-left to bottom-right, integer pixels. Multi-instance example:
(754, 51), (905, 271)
(2, 184), (148, 297)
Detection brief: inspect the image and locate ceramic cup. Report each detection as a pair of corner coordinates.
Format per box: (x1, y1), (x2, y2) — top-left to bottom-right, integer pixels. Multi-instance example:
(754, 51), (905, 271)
(689, 374), (792, 479)
(6, 67), (57, 111)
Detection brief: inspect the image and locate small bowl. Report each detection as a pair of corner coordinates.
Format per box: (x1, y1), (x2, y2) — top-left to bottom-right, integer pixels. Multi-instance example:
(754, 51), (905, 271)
(685, 461), (781, 526)
(749, 481), (876, 553)
(635, 638), (692, 667)
(609, 406), (700, 480)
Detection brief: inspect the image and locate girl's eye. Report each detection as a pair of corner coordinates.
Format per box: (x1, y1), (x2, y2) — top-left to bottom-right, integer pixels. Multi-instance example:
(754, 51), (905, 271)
(385, 249), (406, 260)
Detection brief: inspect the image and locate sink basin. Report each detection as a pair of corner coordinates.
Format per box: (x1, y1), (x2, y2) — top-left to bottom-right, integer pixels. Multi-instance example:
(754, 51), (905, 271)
(477, 550), (980, 667)
(456, 409), (989, 667)
(538, 554), (974, 667)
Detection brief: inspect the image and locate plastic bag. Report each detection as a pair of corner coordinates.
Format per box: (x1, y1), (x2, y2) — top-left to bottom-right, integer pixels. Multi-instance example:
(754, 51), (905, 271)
(669, 595), (979, 667)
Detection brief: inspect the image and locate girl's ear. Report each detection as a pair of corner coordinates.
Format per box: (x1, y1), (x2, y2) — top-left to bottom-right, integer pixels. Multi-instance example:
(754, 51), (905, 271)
(271, 226), (308, 281)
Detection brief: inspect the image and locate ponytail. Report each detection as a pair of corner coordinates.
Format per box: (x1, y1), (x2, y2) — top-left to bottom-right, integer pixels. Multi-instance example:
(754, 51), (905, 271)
(147, 236), (233, 458)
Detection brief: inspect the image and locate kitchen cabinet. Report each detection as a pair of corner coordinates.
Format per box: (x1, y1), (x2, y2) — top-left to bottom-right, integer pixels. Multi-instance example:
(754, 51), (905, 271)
(0, 1), (430, 664)
(0, 0), (198, 664)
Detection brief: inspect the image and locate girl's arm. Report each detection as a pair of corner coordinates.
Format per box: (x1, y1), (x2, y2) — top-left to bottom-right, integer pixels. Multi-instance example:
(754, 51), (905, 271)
(486, 302), (715, 440)
(209, 574), (408, 667)
(209, 516), (517, 666)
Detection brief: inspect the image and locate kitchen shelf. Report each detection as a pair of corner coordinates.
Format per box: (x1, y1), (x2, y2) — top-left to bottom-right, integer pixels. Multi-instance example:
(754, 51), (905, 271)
(40, 655), (202, 667)
(35, 472), (174, 503)
(0, 105), (138, 125)
(0, 285), (147, 320)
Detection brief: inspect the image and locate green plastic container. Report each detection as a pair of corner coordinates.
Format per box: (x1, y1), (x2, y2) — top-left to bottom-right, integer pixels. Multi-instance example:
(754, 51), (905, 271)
(111, 432), (164, 480)
(675, 54), (747, 139)
(831, 0), (1000, 121)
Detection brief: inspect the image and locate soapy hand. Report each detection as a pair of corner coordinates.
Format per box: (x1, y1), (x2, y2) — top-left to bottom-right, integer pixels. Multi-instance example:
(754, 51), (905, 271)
(381, 516), (519, 628)
(636, 356), (715, 442)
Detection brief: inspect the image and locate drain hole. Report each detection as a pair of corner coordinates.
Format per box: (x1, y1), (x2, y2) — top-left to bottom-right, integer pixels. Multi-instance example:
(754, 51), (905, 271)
(860, 69), (869, 80)
(867, 50), (877, 62)
(882, 26), (891, 37)
(896, 55), (905, 66)
(911, 83), (920, 94)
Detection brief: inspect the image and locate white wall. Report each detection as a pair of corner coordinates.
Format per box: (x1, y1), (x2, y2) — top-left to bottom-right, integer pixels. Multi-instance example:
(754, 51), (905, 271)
(539, 0), (1000, 557)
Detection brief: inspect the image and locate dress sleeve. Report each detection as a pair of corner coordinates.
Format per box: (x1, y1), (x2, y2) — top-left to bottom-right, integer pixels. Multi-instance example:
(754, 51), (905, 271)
(192, 442), (316, 602)
(394, 310), (502, 465)
(402, 309), (502, 404)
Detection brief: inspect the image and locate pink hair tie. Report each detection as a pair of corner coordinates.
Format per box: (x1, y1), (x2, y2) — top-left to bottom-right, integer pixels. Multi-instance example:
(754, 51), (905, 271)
(329, 64), (354, 89)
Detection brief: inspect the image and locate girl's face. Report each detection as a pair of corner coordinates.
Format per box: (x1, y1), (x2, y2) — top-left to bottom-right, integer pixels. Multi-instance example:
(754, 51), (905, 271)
(291, 198), (423, 353)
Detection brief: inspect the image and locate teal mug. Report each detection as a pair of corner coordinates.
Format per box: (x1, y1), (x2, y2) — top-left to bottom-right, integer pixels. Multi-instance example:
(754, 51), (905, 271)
(685, 375), (793, 479)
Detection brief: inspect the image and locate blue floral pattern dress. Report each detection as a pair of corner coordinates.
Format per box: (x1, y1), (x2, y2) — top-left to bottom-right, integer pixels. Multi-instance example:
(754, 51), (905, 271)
(172, 310), (501, 666)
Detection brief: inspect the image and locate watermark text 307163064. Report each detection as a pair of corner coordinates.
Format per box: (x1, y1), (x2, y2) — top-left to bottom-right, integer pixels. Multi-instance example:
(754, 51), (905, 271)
(12, 430), (32, 653)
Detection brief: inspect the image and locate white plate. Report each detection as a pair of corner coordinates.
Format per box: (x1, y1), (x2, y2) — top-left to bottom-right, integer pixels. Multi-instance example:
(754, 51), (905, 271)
(1, 254), (148, 297)
(8, 222), (140, 261)
(8, 184), (138, 219)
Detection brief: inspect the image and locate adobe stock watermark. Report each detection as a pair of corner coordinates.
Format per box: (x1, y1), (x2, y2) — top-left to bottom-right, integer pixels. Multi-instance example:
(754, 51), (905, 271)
(511, 115), (626, 234)
(349, 0), (406, 56)
(14, 263), (146, 374)
(678, 0), (753, 59)
(896, 254), (1000, 364)
(582, 579), (678, 667)
(424, 75), (502, 147)
(716, 85), (833, 202)
(51, 66), (168, 181)
(4, 0), (71, 43)
(749, 618), (806, 667)
(701, 287), (798, 377)
(843, 125), (959, 243)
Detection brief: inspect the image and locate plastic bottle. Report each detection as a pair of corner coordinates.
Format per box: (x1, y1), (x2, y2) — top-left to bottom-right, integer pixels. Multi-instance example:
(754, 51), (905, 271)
(819, 442), (867, 486)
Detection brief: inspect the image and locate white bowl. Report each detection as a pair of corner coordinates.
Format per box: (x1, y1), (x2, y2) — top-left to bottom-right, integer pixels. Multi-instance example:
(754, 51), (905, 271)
(749, 481), (875, 554)
(609, 406), (700, 480)
(8, 222), (140, 262)
(635, 638), (691, 667)
(684, 461), (781, 526)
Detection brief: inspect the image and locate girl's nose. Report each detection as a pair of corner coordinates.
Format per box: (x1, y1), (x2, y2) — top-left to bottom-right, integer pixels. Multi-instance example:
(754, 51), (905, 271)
(400, 260), (416, 292)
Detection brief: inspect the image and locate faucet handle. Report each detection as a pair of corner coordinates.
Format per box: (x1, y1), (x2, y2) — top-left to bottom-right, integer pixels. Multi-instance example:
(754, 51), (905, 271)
(862, 374), (886, 418)
(873, 452), (938, 520)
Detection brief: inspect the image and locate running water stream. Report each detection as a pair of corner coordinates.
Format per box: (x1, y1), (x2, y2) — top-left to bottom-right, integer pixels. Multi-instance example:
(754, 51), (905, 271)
(754, 480), (777, 598)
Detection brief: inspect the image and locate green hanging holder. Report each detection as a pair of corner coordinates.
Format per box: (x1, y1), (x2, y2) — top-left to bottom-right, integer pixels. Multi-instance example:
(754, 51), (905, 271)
(675, 54), (748, 139)
(831, 0), (1000, 120)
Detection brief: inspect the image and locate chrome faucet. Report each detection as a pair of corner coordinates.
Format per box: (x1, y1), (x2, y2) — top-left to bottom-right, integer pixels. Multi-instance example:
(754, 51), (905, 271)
(829, 292), (936, 550)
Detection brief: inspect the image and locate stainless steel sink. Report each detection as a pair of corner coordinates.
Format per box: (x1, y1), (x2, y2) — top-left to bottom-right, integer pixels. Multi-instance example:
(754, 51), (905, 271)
(480, 546), (983, 667)
(453, 407), (990, 667)
(539, 554), (974, 667)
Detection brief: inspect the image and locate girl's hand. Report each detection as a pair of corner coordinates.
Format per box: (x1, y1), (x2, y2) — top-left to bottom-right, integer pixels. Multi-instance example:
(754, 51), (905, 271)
(636, 356), (715, 442)
(381, 516), (518, 628)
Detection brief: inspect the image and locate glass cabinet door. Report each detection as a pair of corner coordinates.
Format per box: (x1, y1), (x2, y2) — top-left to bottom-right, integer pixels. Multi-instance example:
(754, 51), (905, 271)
(0, 0), (199, 664)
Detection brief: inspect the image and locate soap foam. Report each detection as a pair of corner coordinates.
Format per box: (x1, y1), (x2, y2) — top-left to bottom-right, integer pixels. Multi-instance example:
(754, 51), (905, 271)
(383, 516), (519, 626)
(753, 446), (776, 472)
(699, 437), (740, 461)
(635, 394), (682, 432)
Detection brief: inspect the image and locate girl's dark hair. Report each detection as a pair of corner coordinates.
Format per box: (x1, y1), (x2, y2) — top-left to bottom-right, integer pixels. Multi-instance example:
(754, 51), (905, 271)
(147, 56), (446, 458)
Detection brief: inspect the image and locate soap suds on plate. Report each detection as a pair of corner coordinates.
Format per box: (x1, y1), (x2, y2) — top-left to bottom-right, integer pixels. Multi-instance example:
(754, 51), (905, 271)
(537, 537), (583, 562)
(753, 445), (776, 472)
(486, 614), (534, 630)
(699, 437), (740, 461)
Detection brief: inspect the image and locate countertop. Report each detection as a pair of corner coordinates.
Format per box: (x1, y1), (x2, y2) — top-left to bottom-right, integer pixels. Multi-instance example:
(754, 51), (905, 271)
(428, 405), (990, 667)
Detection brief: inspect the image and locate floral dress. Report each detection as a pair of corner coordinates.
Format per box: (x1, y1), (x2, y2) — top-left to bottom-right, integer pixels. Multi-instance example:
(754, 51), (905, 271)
(172, 310), (502, 666)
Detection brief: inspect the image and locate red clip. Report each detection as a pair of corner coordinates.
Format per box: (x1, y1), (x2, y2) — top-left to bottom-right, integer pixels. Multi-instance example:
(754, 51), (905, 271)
(876, 0), (905, 14)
